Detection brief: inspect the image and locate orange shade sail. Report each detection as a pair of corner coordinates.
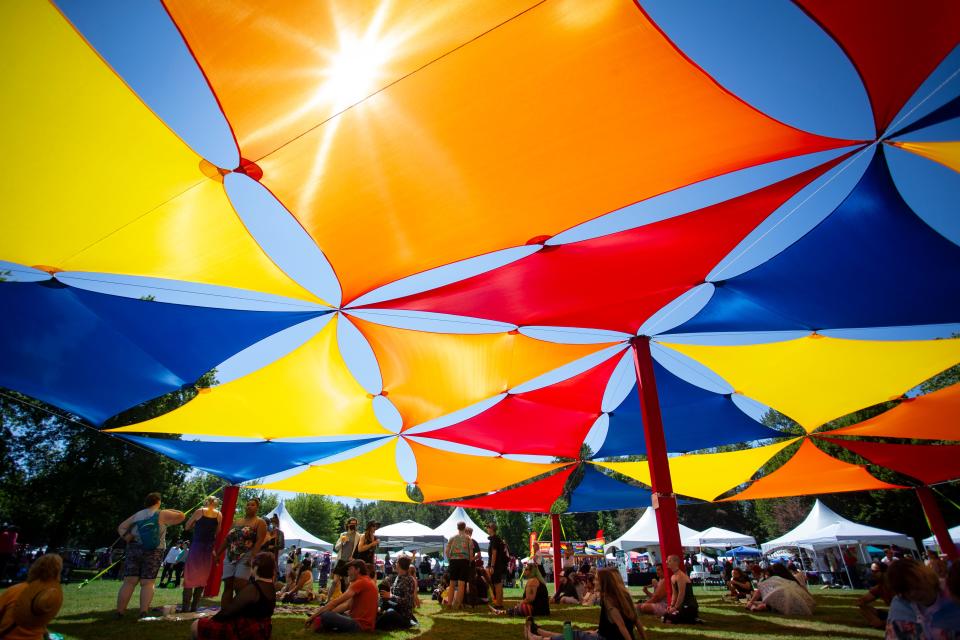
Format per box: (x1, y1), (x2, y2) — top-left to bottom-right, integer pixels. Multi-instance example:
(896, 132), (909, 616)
(825, 383), (960, 440)
(725, 439), (906, 501)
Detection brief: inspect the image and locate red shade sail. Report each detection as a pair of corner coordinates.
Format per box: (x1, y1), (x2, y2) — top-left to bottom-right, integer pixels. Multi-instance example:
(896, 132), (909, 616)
(364, 156), (850, 332)
(441, 465), (575, 513)
(818, 437), (960, 486)
(795, 0), (960, 134)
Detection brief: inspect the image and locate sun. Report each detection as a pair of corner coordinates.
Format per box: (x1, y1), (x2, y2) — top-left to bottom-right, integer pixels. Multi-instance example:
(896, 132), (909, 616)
(324, 32), (392, 110)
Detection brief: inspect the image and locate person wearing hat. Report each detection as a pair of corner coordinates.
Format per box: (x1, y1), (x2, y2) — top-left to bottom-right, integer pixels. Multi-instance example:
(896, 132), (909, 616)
(354, 522), (380, 570)
(0, 553), (63, 639)
(332, 518), (360, 596)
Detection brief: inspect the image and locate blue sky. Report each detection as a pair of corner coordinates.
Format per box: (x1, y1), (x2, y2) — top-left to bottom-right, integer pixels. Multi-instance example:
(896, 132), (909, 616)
(6, 1), (959, 493)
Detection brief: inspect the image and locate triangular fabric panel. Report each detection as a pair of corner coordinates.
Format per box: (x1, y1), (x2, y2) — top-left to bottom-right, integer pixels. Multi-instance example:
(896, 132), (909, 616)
(567, 466), (653, 513)
(417, 352), (621, 457)
(171, 0), (847, 302)
(108, 315), (388, 439)
(891, 141), (960, 174)
(725, 439), (906, 501)
(795, 0), (960, 134)
(668, 149), (960, 333)
(660, 335), (960, 432)
(352, 316), (614, 428)
(818, 437), (960, 486)
(596, 438), (799, 502)
(827, 384), (960, 440)
(890, 95), (960, 138)
(253, 439), (412, 503)
(119, 435), (383, 485)
(0, 3), (318, 303)
(438, 466), (575, 513)
(410, 440), (567, 503)
(0, 281), (320, 425)
(363, 159), (847, 332)
(595, 360), (783, 457)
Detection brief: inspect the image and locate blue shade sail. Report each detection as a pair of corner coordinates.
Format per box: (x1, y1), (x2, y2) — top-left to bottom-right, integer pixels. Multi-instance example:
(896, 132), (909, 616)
(567, 465), (653, 513)
(594, 362), (782, 458)
(0, 280), (324, 424)
(119, 435), (384, 484)
(666, 147), (960, 334)
(890, 94), (960, 138)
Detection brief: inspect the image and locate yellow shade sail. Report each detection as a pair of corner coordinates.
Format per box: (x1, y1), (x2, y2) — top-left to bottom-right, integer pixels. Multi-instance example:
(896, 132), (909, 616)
(659, 335), (960, 431)
(724, 439), (906, 501)
(108, 315), (389, 439)
(253, 438), (412, 502)
(0, 2), (317, 303)
(595, 438), (799, 502)
(891, 141), (960, 174)
(170, 0), (844, 301)
(410, 439), (567, 502)
(352, 317), (615, 428)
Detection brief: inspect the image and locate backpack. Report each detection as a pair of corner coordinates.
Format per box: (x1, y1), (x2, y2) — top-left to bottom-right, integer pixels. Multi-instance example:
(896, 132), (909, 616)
(136, 511), (162, 550)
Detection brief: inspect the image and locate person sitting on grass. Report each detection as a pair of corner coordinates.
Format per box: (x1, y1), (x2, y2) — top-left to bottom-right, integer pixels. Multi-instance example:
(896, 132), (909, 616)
(726, 566), (753, 601)
(376, 556), (417, 630)
(499, 563), (550, 617)
(192, 552), (275, 640)
(279, 557), (316, 603)
(857, 562), (894, 629)
(637, 564), (668, 617)
(553, 567), (580, 605)
(885, 557), (960, 639)
(524, 567), (646, 640)
(0, 553), (63, 640)
(745, 563), (815, 616)
(306, 560), (378, 633)
(662, 555), (699, 624)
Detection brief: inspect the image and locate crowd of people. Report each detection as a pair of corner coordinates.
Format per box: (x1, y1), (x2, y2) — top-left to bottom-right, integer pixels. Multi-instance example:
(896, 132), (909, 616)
(3, 494), (960, 640)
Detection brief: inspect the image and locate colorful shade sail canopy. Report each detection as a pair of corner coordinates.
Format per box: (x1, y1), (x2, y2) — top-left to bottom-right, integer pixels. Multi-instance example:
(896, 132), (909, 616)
(441, 466), (575, 513)
(668, 148), (960, 334)
(660, 334), (960, 431)
(817, 437), (960, 486)
(0, 280), (320, 425)
(726, 439), (906, 501)
(363, 158), (848, 332)
(108, 315), (385, 439)
(595, 360), (783, 457)
(254, 438), (412, 503)
(567, 466), (654, 513)
(892, 141), (960, 174)
(168, 0), (846, 302)
(795, 0), (960, 135)
(826, 383), (960, 440)
(1, 2), (317, 303)
(352, 316), (613, 429)
(119, 434), (381, 485)
(596, 438), (799, 502)
(416, 349), (622, 458)
(890, 95), (960, 138)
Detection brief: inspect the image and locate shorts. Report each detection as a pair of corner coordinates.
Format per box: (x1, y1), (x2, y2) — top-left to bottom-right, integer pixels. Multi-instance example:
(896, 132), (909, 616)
(221, 553), (252, 581)
(490, 568), (505, 585)
(332, 559), (350, 577)
(448, 559), (470, 582)
(123, 545), (165, 579)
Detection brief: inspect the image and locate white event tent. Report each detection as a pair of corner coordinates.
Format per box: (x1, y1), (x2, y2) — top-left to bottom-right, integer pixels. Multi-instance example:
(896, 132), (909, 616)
(683, 526), (756, 549)
(605, 508), (700, 556)
(376, 520), (446, 552)
(433, 507), (489, 550)
(264, 499), (332, 551)
(761, 500), (916, 554)
(923, 524), (960, 550)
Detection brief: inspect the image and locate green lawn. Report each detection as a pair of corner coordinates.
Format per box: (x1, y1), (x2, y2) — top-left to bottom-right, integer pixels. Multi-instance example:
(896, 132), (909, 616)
(17, 581), (883, 639)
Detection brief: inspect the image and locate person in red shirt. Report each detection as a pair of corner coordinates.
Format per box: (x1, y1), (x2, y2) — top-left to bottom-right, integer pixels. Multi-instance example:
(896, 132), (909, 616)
(306, 560), (377, 633)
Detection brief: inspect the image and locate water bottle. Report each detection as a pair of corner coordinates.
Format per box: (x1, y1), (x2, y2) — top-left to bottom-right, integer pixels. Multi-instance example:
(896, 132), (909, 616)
(562, 620), (574, 640)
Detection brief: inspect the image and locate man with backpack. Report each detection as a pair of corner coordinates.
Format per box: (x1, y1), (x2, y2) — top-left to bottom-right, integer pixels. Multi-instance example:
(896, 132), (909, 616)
(115, 492), (185, 617)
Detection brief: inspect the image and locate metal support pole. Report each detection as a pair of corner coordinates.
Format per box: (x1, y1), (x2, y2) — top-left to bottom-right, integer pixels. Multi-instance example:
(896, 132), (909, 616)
(550, 514), (563, 593)
(205, 485), (240, 597)
(631, 337), (683, 603)
(916, 486), (959, 561)
(836, 542), (854, 589)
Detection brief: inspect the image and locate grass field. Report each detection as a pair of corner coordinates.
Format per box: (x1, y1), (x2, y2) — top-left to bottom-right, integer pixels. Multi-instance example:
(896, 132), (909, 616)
(15, 581), (883, 639)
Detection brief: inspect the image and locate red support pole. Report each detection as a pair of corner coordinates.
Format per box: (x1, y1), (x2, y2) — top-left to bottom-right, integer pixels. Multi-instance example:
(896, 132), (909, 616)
(550, 514), (563, 593)
(204, 485), (240, 597)
(632, 337), (683, 602)
(916, 486), (959, 561)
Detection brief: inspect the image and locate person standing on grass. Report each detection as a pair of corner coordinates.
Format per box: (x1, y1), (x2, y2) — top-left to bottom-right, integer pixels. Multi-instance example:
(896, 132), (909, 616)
(214, 498), (267, 610)
(115, 492), (184, 618)
(331, 517), (360, 596)
(181, 496), (221, 613)
(444, 521), (472, 609)
(486, 522), (508, 611)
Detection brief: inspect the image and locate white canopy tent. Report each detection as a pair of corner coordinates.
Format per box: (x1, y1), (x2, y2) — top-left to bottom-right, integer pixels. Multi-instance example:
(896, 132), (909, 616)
(683, 526), (756, 549)
(264, 499), (333, 551)
(605, 508), (700, 556)
(761, 500), (917, 553)
(923, 524), (960, 550)
(432, 507), (489, 550)
(376, 520), (446, 552)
